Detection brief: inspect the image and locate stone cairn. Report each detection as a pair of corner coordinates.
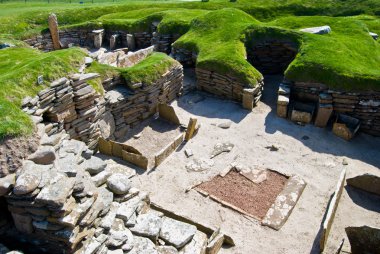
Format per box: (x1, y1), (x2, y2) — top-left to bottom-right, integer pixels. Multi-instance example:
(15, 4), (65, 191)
(279, 81), (380, 136)
(106, 64), (183, 140)
(21, 74), (104, 149)
(0, 127), (213, 254)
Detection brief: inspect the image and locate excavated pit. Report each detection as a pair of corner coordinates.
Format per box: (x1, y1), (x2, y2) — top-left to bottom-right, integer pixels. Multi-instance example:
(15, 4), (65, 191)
(196, 169), (288, 220)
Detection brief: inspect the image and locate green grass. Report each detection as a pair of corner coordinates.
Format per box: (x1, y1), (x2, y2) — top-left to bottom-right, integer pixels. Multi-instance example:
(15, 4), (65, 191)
(0, 0), (380, 138)
(268, 16), (380, 90)
(120, 52), (177, 87)
(0, 47), (86, 138)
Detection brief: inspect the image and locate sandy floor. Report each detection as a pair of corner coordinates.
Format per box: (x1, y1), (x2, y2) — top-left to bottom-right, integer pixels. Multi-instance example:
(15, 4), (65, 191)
(119, 74), (380, 254)
(119, 118), (182, 163)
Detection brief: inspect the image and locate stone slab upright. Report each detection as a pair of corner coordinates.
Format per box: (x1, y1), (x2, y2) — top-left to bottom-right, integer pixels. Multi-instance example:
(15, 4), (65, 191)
(127, 34), (136, 51)
(92, 29), (104, 49)
(315, 93), (333, 127)
(48, 13), (61, 50)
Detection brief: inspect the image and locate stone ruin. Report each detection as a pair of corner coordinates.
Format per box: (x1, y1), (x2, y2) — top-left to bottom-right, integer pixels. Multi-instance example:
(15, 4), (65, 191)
(0, 129), (223, 254)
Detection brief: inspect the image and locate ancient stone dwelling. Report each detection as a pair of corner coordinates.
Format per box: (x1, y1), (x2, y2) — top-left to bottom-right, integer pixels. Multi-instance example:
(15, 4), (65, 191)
(1, 11), (380, 254)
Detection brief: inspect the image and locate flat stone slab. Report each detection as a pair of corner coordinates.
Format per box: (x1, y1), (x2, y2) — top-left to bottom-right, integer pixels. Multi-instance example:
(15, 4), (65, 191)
(35, 173), (75, 208)
(129, 236), (158, 254)
(346, 173), (380, 196)
(131, 211), (163, 241)
(159, 216), (197, 249)
(277, 95), (289, 106)
(179, 230), (207, 254)
(300, 25), (331, 34)
(262, 175), (306, 230)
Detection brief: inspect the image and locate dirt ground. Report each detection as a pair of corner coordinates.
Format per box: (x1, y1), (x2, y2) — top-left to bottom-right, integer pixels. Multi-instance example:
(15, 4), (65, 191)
(196, 170), (287, 220)
(107, 74), (380, 254)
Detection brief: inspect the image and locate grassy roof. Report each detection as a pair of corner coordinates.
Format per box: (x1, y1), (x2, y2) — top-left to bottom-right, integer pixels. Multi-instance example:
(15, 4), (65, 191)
(0, 0), (380, 138)
(120, 52), (178, 88)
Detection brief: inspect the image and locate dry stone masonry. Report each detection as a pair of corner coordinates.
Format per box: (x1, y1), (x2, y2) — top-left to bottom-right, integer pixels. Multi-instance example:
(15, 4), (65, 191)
(0, 130), (213, 254)
(278, 81), (380, 137)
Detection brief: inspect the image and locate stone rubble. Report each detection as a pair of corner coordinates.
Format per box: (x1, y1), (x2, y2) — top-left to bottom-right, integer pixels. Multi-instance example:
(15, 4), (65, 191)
(0, 133), (215, 254)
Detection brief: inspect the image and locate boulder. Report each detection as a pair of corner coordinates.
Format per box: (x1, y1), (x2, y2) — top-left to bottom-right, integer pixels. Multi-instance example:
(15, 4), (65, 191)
(159, 217), (197, 249)
(107, 173), (132, 195)
(81, 156), (107, 175)
(28, 146), (56, 165)
(210, 142), (234, 158)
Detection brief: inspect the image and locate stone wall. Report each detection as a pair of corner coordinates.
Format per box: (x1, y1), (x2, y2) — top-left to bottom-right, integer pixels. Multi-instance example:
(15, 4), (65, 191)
(290, 82), (380, 136)
(196, 68), (264, 109)
(19, 62), (183, 149)
(171, 47), (197, 67)
(106, 64), (183, 140)
(246, 39), (297, 75)
(21, 74), (105, 150)
(0, 132), (213, 254)
(152, 33), (181, 54)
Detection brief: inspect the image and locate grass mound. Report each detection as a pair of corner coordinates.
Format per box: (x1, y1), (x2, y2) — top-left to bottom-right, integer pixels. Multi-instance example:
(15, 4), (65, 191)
(0, 47), (86, 138)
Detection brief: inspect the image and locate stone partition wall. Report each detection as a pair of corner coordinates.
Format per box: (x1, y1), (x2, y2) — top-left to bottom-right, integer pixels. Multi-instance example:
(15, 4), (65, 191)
(289, 82), (380, 136)
(171, 47), (197, 67)
(246, 39), (298, 75)
(20, 62), (184, 149)
(106, 64), (183, 140)
(21, 74), (105, 150)
(196, 68), (264, 108)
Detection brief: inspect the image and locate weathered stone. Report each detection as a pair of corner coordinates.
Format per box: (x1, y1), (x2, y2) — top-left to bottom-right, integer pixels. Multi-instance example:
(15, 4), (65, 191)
(157, 246), (179, 254)
(13, 169), (41, 195)
(346, 226), (380, 254)
(28, 146), (56, 165)
(116, 193), (147, 222)
(107, 173), (132, 195)
(100, 202), (120, 230)
(262, 175), (306, 230)
(98, 111), (115, 139)
(11, 213), (33, 234)
(300, 25), (331, 34)
(81, 156), (107, 175)
(184, 149), (193, 158)
(206, 230), (224, 254)
(106, 218), (134, 248)
(210, 142), (234, 159)
(32, 221), (64, 231)
(131, 211), (163, 241)
(186, 158), (214, 172)
(159, 217), (197, 249)
(179, 231), (207, 254)
(217, 121), (232, 129)
(0, 174), (16, 196)
(347, 173), (380, 196)
(48, 13), (60, 50)
(91, 169), (112, 187)
(129, 236), (158, 254)
(84, 234), (108, 254)
(291, 109), (312, 124)
(35, 173), (75, 207)
(80, 187), (113, 226)
(185, 118), (197, 141)
(57, 153), (80, 177)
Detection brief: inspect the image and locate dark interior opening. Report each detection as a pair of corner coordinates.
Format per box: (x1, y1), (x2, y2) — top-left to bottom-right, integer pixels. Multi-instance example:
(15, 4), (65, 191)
(246, 39), (297, 75)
